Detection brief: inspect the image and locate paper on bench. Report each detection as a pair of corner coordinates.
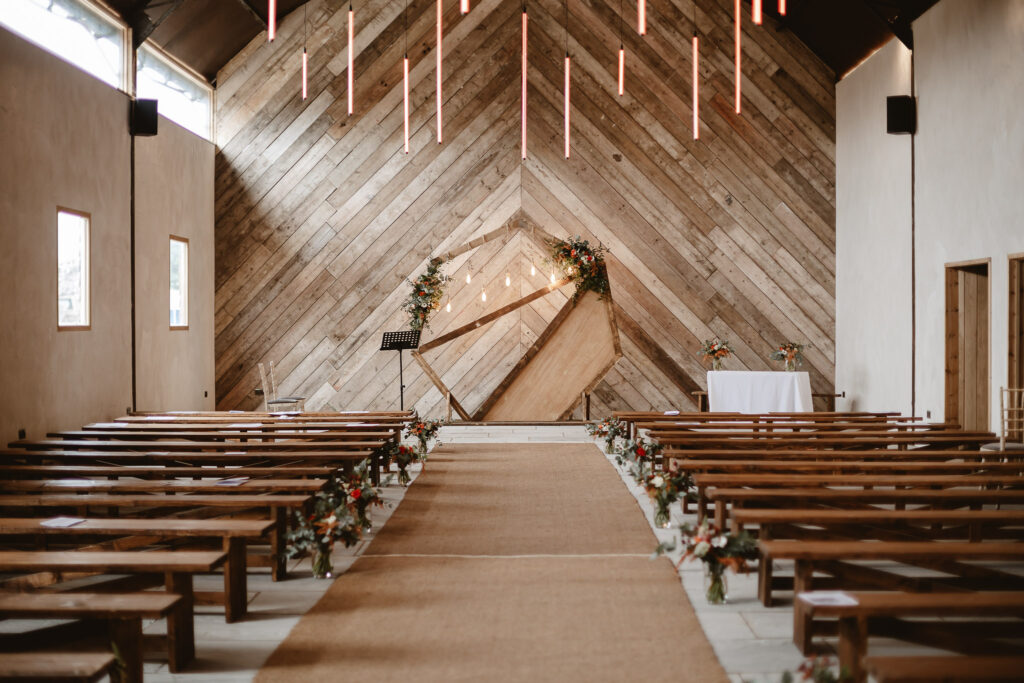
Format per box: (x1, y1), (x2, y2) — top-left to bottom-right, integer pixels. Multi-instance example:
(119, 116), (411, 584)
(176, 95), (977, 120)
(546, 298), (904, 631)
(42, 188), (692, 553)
(797, 591), (858, 607)
(227, 423), (263, 429)
(41, 517), (86, 528)
(663, 410), (680, 415)
(216, 476), (250, 486)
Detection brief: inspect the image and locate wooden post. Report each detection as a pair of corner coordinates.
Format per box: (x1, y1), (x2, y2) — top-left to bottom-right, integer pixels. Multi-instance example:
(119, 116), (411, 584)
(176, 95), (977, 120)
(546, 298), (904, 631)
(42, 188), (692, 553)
(446, 391), (452, 422)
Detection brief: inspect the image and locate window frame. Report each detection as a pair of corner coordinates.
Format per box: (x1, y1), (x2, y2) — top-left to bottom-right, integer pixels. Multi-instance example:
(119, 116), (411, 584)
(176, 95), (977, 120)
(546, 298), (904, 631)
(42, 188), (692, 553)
(135, 41), (214, 141)
(56, 207), (92, 331)
(169, 234), (189, 331)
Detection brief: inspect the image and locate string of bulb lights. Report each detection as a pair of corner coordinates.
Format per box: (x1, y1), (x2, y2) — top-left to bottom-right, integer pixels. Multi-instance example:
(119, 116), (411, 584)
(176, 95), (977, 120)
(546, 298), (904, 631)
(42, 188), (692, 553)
(275, 0), (787, 158)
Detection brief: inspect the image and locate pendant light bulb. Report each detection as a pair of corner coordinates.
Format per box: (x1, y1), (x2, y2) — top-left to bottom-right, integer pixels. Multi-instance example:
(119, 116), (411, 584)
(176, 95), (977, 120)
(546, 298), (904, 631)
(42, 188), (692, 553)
(446, 298), (451, 313)
(481, 287), (486, 302)
(505, 272), (511, 287)
(530, 263), (536, 276)
(268, 0), (277, 41)
(466, 271), (472, 284)
(550, 271), (556, 284)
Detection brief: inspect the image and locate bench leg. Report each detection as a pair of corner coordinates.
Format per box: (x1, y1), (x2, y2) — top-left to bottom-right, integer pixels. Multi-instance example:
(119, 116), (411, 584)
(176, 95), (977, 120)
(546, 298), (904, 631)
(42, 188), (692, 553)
(271, 507), (288, 582)
(165, 572), (195, 672)
(793, 560), (815, 654)
(838, 616), (867, 683)
(758, 528), (774, 607)
(224, 537), (247, 623)
(108, 616), (143, 683)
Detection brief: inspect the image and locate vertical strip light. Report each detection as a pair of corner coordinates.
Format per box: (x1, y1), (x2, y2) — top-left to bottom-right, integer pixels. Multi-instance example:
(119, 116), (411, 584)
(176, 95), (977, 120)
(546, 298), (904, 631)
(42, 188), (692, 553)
(734, 0), (741, 114)
(521, 3), (528, 159)
(752, 0), (762, 24)
(563, 0), (570, 159)
(301, 4), (308, 100)
(617, 0), (624, 96)
(268, 0), (276, 41)
(347, 4), (354, 115)
(403, 0), (409, 154)
(461, 0), (469, 14)
(436, 0), (443, 143)
(692, 15), (699, 139)
(779, 0), (786, 15)
(637, 0), (645, 35)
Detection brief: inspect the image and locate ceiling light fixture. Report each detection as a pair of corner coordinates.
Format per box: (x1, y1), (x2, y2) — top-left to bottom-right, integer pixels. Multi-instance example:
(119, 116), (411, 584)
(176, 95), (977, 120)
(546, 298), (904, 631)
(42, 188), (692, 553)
(637, 0), (645, 35)
(734, 0), (741, 114)
(403, 0), (409, 154)
(692, 6), (699, 139)
(617, 0), (624, 96)
(752, 0), (762, 25)
(461, 0), (469, 14)
(301, 4), (308, 100)
(348, 3), (354, 115)
(436, 0), (443, 143)
(778, 0), (786, 16)
(564, 0), (570, 159)
(521, 1), (528, 159)
(268, 0), (276, 41)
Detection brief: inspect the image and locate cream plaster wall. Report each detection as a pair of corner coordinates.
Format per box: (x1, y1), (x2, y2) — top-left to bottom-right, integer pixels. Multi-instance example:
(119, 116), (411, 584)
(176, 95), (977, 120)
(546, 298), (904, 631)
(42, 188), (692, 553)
(135, 118), (216, 411)
(835, 40), (914, 415)
(0, 27), (133, 442)
(836, 0), (1024, 427)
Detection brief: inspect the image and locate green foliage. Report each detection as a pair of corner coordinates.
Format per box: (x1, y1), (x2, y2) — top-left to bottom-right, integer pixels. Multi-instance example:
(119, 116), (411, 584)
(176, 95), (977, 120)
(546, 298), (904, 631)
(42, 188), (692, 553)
(404, 259), (449, 331)
(585, 416), (628, 452)
(550, 236), (609, 301)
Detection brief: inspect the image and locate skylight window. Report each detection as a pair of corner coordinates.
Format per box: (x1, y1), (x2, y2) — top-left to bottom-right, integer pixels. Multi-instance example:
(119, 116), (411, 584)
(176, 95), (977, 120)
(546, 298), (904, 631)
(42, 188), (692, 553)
(136, 44), (212, 140)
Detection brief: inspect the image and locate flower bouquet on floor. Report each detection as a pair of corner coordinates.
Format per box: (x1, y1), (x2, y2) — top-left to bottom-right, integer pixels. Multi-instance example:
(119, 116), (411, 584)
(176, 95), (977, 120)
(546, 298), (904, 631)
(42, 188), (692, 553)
(585, 416), (628, 453)
(285, 459), (387, 578)
(615, 436), (662, 484)
(770, 342), (806, 371)
(655, 520), (757, 604)
(782, 656), (851, 683)
(700, 339), (733, 371)
(405, 415), (444, 459)
(643, 468), (695, 529)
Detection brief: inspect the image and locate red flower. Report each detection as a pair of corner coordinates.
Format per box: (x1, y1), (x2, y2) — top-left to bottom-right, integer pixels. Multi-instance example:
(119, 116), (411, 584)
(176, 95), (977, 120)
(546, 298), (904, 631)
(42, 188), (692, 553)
(350, 488), (362, 500)
(636, 446), (646, 458)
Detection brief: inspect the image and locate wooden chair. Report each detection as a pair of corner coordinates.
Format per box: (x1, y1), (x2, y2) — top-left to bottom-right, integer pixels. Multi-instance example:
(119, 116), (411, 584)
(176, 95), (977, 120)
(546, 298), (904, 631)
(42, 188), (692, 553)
(257, 362), (305, 413)
(981, 386), (1024, 453)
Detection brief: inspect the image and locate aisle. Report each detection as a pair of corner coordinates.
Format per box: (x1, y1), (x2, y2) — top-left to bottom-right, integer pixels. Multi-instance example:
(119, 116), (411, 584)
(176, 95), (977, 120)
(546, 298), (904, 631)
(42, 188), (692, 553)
(256, 443), (727, 682)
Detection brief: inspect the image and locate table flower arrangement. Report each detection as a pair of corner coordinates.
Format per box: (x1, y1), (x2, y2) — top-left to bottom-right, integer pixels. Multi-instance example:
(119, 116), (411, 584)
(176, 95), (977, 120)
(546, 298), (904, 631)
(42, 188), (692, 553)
(404, 259), (448, 331)
(656, 520), (757, 603)
(286, 459), (387, 578)
(550, 235), (609, 301)
(700, 338), (733, 371)
(770, 341), (806, 371)
(643, 467), (695, 528)
(585, 416), (628, 453)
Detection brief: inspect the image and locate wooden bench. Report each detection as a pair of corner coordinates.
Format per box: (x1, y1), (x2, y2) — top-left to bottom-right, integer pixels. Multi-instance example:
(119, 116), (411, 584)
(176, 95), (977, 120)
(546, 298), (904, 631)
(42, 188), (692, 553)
(0, 478), (326, 494)
(0, 592), (180, 683)
(666, 448), (1001, 462)
(0, 493), (310, 581)
(0, 517), (274, 622)
(758, 541), (1024, 653)
(0, 550), (226, 671)
(795, 591), (1024, 681)
(674, 459), (1024, 475)
(864, 655), (1024, 682)
(0, 652), (117, 683)
(0, 464), (336, 479)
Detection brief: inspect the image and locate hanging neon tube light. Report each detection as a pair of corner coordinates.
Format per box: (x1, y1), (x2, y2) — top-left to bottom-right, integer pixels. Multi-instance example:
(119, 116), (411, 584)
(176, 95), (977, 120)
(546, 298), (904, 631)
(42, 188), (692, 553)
(692, 35), (699, 139)
(403, 55), (410, 154)
(268, 0), (276, 41)
(752, 0), (762, 25)
(301, 49), (308, 100)
(436, 0), (443, 143)
(618, 46), (625, 96)
(734, 0), (741, 114)
(637, 0), (645, 35)
(461, 0), (469, 14)
(779, 0), (786, 15)
(347, 5), (354, 115)
(564, 53), (571, 159)
(521, 7), (528, 159)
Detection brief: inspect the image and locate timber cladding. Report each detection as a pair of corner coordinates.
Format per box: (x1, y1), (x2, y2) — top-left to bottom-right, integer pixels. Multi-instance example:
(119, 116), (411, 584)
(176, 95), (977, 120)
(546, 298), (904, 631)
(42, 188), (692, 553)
(213, 0), (836, 418)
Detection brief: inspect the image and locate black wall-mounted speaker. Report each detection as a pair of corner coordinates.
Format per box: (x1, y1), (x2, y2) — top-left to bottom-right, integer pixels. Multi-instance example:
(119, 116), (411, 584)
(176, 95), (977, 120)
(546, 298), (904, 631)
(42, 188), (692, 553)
(131, 99), (159, 136)
(887, 95), (916, 135)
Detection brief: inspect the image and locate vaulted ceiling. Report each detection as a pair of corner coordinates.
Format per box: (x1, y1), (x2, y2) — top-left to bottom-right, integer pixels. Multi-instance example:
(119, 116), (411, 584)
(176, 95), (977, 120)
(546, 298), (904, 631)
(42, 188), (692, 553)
(106, 0), (937, 84)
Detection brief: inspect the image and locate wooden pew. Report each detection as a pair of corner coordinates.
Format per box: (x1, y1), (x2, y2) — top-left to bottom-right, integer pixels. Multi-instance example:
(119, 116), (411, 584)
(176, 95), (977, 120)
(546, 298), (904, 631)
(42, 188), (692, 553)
(0, 652), (117, 683)
(672, 459), (1024, 475)
(0, 464), (335, 479)
(652, 432), (995, 451)
(758, 541), (1024, 653)
(795, 591), (1024, 681)
(0, 494), (310, 581)
(0, 592), (180, 683)
(0, 478), (326, 494)
(0, 518), (275, 622)
(0, 550), (226, 671)
(9, 438), (386, 453)
(864, 656), (1024, 682)
(666, 448), (1001, 462)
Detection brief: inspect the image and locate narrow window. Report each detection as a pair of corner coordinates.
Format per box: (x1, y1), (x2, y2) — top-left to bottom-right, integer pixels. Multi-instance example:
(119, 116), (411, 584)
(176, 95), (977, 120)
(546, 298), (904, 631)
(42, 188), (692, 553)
(57, 208), (90, 329)
(136, 44), (212, 140)
(169, 236), (188, 329)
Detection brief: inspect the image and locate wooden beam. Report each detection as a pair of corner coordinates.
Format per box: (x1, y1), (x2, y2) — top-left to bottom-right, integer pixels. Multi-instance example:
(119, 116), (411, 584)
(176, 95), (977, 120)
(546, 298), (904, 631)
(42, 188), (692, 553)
(613, 303), (704, 399)
(410, 352), (470, 420)
(437, 215), (563, 263)
(417, 278), (573, 353)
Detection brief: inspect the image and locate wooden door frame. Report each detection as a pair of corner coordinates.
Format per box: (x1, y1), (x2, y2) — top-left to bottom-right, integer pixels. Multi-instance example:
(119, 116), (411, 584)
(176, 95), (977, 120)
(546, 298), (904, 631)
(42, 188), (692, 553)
(944, 258), (991, 429)
(1009, 253), (1024, 392)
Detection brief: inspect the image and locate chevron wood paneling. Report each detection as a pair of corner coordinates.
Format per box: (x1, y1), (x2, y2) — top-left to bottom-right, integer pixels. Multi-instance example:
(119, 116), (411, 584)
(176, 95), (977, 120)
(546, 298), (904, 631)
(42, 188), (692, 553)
(213, 0), (836, 417)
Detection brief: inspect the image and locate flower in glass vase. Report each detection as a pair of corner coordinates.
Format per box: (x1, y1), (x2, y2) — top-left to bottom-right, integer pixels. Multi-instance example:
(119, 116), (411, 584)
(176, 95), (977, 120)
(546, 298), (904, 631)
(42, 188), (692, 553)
(770, 342), (806, 371)
(643, 467), (695, 529)
(700, 339), (733, 371)
(655, 520), (758, 604)
(614, 436), (663, 484)
(585, 416), (628, 453)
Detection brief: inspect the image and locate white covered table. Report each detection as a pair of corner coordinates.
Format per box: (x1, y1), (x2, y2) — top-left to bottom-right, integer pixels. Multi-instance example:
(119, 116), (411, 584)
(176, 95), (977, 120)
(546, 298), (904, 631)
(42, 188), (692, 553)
(707, 370), (813, 413)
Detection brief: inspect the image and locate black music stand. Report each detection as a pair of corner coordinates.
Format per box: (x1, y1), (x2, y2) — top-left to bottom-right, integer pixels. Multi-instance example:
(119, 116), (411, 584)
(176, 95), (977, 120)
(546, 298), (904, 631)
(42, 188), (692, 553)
(380, 330), (421, 410)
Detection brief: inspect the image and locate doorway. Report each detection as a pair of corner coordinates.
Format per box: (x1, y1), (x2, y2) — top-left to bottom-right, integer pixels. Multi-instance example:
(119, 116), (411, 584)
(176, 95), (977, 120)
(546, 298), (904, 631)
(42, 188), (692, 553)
(944, 260), (990, 430)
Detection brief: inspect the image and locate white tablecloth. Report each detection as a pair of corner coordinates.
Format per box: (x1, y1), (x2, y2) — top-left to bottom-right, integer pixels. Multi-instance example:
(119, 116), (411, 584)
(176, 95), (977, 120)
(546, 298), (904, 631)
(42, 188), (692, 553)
(707, 370), (813, 413)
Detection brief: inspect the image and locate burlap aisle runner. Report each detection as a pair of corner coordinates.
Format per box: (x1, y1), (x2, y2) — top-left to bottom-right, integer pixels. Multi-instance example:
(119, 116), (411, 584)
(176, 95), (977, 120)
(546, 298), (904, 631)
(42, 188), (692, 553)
(256, 443), (728, 682)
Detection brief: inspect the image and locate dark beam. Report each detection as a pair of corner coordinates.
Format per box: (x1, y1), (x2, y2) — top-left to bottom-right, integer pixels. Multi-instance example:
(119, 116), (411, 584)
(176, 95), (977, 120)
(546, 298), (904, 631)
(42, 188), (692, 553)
(861, 0), (914, 49)
(127, 0), (186, 49)
(236, 0), (268, 29)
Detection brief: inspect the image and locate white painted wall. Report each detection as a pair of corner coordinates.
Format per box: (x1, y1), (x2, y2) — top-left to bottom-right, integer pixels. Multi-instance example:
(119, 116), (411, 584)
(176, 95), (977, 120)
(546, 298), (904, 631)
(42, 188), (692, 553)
(836, 0), (1024, 427)
(835, 40), (914, 415)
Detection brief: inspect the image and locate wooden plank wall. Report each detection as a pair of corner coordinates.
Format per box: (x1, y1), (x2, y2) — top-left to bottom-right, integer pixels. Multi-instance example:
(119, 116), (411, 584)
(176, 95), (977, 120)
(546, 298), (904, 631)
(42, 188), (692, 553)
(213, 0), (837, 417)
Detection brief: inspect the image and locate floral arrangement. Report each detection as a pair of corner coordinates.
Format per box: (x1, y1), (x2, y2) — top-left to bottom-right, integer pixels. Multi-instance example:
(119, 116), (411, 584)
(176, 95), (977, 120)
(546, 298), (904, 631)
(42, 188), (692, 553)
(770, 342), (806, 371)
(405, 415), (444, 454)
(550, 236), (609, 301)
(286, 459), (387, 578)
(585, 416), (628, 453)
(700, 339), (733, 371)
(782, 657), (851, 683)
(404, 259), (449, 331)
(643, 468), (695, 529)
(615, 436), (663, 485)
(655, 520), (758, 603)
